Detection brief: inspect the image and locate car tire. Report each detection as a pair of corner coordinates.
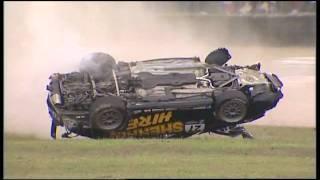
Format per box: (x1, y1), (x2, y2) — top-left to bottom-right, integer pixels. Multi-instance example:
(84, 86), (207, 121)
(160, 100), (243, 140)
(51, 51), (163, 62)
(214, 90), (248, 123)
(79, 52), (116, 81)
(205, 48), (232, 66)
(89, 96), (127, 131)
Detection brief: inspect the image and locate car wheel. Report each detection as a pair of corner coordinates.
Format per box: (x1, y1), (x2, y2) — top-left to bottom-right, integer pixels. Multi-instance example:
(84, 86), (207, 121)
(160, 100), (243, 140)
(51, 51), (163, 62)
(214, 90), (248, 123)
(89, 96), (127, 131)
(205, 48), (232, 66)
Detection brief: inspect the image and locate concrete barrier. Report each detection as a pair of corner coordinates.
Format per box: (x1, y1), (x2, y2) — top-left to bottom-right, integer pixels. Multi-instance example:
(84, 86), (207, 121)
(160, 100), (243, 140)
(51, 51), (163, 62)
(162, 14), (316, 46)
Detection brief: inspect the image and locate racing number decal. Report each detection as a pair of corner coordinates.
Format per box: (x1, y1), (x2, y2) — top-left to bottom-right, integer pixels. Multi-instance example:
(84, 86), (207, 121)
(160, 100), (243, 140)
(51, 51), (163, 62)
(185, 121), (205, 133)
(185, 124), (204, 132)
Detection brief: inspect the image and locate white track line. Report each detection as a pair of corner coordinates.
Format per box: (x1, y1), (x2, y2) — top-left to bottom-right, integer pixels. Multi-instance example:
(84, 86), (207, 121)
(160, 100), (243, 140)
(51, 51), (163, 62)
(272, 57), (315, 65)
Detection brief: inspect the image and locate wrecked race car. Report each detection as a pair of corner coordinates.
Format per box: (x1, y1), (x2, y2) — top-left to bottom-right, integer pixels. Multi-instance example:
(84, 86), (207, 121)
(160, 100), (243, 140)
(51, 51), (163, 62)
(46, 48), (283, 139)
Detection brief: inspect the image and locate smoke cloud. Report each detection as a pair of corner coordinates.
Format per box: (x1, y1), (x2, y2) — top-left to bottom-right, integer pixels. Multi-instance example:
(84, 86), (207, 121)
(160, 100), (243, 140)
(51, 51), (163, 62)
(4, 2), (315, 138)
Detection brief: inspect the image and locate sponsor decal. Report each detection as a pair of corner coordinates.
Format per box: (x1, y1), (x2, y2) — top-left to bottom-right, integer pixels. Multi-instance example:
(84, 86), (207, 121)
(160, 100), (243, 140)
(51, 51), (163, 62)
(110, 111), (184, 138)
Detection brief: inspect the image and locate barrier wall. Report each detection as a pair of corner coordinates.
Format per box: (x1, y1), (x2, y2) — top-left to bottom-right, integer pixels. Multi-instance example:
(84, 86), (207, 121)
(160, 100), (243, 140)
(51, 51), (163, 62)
(164, 15), (316, 46)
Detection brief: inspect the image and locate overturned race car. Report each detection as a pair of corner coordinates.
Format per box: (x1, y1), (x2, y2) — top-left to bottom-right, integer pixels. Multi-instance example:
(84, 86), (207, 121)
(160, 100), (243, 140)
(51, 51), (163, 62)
(46, 48), (283, 139)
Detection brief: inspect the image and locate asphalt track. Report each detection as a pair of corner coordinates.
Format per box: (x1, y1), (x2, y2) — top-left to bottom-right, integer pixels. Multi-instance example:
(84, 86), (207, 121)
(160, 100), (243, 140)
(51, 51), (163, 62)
(250, 56), (315, 128)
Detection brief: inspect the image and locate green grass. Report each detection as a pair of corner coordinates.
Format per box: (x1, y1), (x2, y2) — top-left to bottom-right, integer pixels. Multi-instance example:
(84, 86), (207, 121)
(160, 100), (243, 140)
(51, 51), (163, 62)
(4, 125), (316, 178)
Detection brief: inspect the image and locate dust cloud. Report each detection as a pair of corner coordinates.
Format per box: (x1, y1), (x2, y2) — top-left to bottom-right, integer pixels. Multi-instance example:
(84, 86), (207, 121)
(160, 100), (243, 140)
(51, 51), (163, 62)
(4, 2), (315, 139)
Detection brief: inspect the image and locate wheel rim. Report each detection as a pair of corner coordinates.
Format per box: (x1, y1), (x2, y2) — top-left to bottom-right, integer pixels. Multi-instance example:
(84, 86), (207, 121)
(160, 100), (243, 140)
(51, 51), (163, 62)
(96, 109), (123, 130)
(218, 99), (247, 123)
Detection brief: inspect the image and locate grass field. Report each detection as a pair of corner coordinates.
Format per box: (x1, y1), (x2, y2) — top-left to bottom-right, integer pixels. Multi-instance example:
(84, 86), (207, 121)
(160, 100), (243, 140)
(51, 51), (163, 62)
(4, 125), (316, 179)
